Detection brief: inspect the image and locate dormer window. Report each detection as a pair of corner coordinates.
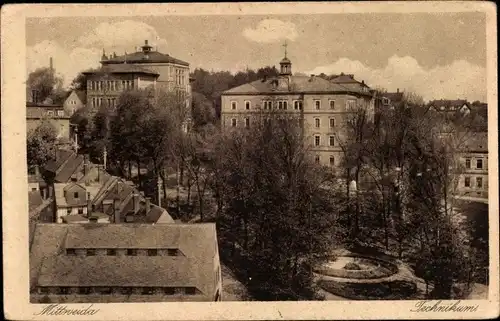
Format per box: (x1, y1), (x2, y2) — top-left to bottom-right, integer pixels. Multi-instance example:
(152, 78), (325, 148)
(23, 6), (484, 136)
(148, 249), (158, 256)
(74, 192), (79, 198)
(382, 98), (389, 105)
(127, 249), (137, 256)
(167, 249), (178, 256)
(47, 111), (54, 117)
(66, 249), (76, 256)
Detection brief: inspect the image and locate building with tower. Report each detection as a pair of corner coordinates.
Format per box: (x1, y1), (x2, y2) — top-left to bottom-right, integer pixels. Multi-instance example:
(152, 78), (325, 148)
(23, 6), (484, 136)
(220, 43), (375, 167)
(83, 40), (192, 129)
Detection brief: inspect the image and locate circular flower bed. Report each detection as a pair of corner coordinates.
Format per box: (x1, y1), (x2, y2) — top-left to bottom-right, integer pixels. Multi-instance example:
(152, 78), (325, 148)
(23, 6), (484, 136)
(314, 255), (398, 280)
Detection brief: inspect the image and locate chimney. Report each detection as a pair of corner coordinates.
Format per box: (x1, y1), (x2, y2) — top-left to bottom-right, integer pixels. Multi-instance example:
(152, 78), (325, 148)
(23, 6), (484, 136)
(42, 188), (47, 200)
(145, 197), (151, 213)
(87, 192), (92, 215)
(397, 88), (399, 93)
(133, 192), (140, 214)
(113, 198), (121, 223)
(34, 165), (40, 177)
(49, 57), (53, 72)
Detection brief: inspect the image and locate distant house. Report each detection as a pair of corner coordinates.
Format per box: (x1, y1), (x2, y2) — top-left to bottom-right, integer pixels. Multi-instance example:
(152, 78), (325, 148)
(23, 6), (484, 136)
(42, 150), (174, 225)
(427, 99), (471, 115)
(54, 182), (89, 222)
(63, 90), (86, 116)
(456, 132), (488, 201)
(26, 103), (72, 140)
(30, 223), (222, 302)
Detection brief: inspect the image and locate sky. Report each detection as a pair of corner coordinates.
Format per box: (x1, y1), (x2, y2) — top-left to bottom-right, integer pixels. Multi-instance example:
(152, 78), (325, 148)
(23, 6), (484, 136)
(26, 13), (487, 102)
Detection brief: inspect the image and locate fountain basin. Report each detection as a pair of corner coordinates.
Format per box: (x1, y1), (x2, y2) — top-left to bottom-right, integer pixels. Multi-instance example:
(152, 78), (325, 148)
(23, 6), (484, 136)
(314, 255), (398, 280)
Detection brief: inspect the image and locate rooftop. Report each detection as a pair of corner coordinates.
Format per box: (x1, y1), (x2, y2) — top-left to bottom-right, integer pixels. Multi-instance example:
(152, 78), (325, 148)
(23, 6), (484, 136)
(100, 40), (189, 67)
(83, 64), (160, 77)
(30, 223), (219, 296)
(223, 74), (371, 96)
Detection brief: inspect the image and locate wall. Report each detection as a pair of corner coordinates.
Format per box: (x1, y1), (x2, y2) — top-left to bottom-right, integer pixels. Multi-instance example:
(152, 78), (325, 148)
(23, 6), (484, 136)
(221, 92), (372, 167)
(456, 152), (489, 199)
(63, 91), (84, 115)
(27, 118), (70, 140)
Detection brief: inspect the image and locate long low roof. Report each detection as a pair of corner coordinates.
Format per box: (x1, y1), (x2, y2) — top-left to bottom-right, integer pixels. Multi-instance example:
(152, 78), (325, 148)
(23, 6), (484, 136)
(102, 51), (189, 66)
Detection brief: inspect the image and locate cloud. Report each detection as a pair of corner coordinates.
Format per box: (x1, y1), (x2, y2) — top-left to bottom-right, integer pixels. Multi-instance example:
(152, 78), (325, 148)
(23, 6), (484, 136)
(243, 19), (298, 43)
(307, 55), (486, 102)
(27, 20), (169, 88)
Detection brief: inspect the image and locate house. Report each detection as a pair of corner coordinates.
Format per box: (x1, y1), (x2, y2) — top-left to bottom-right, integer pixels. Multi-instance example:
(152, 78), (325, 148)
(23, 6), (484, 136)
(456, 132), (488, 201)
(221, 48), (375, 167)
(30, 223), (222, 303)
(42, 149), (174, 225)
(26, 103), (72, 141)
(100, 40), (190, 93)
(53, 182), (89, 222)
(63, 90), (86, 115)
(94, 40), (193, 131)
(427, 99), (471, 115)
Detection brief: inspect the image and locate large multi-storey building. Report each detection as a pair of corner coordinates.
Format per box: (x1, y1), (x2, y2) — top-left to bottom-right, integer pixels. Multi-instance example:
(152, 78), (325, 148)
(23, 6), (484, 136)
(220, 50), (375, 167)
(84, 40), (192, 130)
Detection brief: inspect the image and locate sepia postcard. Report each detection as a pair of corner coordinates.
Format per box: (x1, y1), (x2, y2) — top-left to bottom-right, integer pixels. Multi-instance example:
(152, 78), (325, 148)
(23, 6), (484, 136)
(2, 2), (499, 320)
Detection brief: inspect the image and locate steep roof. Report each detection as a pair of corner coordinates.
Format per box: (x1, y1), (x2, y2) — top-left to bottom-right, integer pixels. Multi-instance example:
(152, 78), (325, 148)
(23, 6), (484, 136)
(223, 75), (371, 96)
(83, 64), (160, 77)
(44, 149), (75, 174)
(30, 223), (218, 297)
(102, 51), (189, 67)
(428, 99), (470, 112)
(461, 132), (488, 152)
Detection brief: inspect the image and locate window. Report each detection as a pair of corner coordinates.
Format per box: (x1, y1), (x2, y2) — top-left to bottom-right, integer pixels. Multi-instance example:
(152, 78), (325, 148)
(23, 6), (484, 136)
(74, 192), (79, 198)
(329, 118), (335, 128)
(164, 287), (175, 295)
(315, 118), (320, 128)
(329, 100), (335, 109)
(78, 208), (84, 215)
(99, 287), (112, 295)
(231, 101), (237, 110)
(87, 249), (96, 256)
(245, 118), (250, 128)
(127, 249), (137, 256)
(31, 187), (37, 191)
(58, 287), (70, 295)
(67, 208), (72, 214)
(148, 249), (158, 256)
(347, 100), (357, 110)
(464, 176), (471, 187)
(294, 100), (303, 110)
(245, 101), (251, 110)
(57, 110), (64, 117)
(476, 177), (483, 189)
(476, 159), (483, 169)
(142, 287), (155, 295)
(121, 287), (133, 295)
(185, 287), (196, 295)
(278, 101), (283, 109)
(314, 135), (320, 147)
(315, 155), (320, 164)
(283, 101), (288, 110)
(329, 156), (335, 166)
(329, 135), (335, 146)
(231, 118), (237, 127)
(47, 111), (54, 117)
(167, 249), (178, 256)
(314, 100), (321, 110)
(107, 249), (116, 256)
(79, 287), (92, 295)
(92, 97), (96, 108)
(465, 158), (471, 169)
(39, 287), (49, 295)
(66, 249), (76, 256)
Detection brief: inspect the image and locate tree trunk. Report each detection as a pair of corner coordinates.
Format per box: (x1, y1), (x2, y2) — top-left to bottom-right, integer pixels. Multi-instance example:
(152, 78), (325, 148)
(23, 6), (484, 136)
(187, 175), (192, 205)
(160, 168), (167, 204)
(128, 160), (132, 179)
(137, 159), (141, 190)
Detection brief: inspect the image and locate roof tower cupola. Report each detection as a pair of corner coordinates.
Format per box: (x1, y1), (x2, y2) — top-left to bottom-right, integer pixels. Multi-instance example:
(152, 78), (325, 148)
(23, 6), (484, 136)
(279, 41), (292, 76)
(141, 40), (153, 54)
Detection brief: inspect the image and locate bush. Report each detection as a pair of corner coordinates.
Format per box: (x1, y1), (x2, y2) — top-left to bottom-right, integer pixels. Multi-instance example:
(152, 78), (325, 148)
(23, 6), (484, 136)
(344, 262), (362, 270)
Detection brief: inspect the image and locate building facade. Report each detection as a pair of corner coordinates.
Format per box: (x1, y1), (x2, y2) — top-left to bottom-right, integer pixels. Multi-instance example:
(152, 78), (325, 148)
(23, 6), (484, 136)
(83, 64), (160, 113)
(456, 132), (488, 201)
(63, 90), (86, 115)
(30, 223), (222, 302)
(221, 53), (375, 167)
(26, 103), (71, 140)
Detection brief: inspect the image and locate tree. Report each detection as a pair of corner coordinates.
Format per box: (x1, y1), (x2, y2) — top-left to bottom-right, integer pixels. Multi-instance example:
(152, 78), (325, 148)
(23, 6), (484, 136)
(191, 92), (216, 129)
(27, 67), (64, 103)
(70, 68), (99, 91)
(27, 120), (58, 169)
(214, 112), (339, 300)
